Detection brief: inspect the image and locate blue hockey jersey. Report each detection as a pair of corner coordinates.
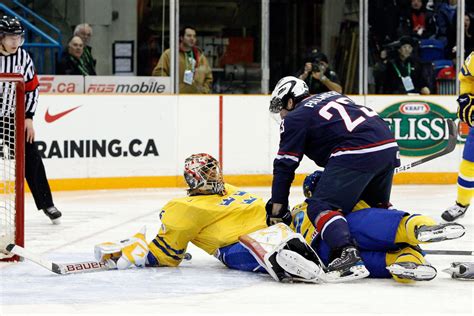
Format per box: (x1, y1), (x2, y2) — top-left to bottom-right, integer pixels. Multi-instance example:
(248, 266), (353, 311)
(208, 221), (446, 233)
(272, 91), (400, 203)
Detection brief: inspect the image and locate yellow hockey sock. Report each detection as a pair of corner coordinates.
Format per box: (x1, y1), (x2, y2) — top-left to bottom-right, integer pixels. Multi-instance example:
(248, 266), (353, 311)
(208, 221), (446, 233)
(394, 215), (436, 245)
(457, 159), (474, 206)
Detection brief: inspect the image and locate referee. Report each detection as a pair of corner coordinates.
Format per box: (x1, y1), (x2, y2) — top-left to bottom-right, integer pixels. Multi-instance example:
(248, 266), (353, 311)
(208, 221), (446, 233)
(0, 15), (61, 224)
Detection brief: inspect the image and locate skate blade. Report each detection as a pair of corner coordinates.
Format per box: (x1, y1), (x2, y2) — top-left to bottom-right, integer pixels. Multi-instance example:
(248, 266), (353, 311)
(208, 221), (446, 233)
(323, 264), (370, 283)
(417, 223), (465, 242)
(387, 263), (437, 281)
(276, 249), (322, 283)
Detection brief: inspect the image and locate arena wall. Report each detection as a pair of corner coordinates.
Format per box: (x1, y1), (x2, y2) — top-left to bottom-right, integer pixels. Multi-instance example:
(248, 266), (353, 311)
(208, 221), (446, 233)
(33, 94), (462, 191)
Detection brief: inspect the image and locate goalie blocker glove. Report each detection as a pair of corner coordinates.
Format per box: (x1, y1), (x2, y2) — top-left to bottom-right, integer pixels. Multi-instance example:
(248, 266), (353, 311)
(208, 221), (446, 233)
(457, 93), (474, 127)
(265, 199), (292, 226)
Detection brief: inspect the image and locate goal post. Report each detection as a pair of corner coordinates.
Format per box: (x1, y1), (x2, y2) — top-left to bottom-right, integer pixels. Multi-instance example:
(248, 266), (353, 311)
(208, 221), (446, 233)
(0, 73), (25, 261)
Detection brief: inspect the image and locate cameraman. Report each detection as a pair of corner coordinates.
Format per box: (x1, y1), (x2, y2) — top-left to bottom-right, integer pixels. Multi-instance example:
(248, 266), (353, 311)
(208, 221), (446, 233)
(297, 51), (342, 94)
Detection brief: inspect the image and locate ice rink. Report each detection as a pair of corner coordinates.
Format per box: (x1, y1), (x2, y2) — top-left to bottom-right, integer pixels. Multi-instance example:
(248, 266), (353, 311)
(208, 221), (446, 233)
(1, 184), (473, 316)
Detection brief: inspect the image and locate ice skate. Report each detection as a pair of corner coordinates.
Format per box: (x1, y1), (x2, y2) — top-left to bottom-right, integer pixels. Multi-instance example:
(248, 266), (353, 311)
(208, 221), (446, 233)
(325, 246), (369, 282)
(442, 203), (468, 222)
(443, 262), (474, 280)
(415, 222), (465, 242)
(387, 261), (437, 281)
(43, 206), (62, 224)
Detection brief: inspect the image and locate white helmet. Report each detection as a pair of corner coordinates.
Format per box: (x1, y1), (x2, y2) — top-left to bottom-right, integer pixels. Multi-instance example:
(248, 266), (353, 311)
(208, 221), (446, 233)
(269, 76), (309, 113)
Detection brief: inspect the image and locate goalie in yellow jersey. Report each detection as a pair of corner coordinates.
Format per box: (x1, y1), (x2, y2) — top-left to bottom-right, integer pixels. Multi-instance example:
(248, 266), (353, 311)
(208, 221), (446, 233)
(443, 52), (474, 221)
(94, 153), (465, 283)
(95, 153), (326, 283)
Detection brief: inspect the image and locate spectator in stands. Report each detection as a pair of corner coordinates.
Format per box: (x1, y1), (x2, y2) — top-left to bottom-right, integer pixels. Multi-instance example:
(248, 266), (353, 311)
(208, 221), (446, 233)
(464, 13), (474, 55)
(436, 0), (457, 55)
(152, 26), (213, 94)
(296, 49), (342, 94)
(398, 0), (436, 39)
(381, 36), (430, 94)
(73, 23), (96, 75)
(57, 36), (95, 75)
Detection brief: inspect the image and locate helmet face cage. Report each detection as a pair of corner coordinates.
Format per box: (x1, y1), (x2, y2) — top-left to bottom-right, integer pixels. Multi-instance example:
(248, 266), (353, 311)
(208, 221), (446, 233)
(184, 153), (225, 196)
(302, 170), (323, 198)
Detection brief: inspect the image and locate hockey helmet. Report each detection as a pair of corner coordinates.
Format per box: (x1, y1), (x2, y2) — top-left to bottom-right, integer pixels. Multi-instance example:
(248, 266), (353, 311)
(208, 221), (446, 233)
(184, 153), (226, 196)
(302, 170), (323, 198)
(269, 76), (309, 113)
(0, 16), (24, 36)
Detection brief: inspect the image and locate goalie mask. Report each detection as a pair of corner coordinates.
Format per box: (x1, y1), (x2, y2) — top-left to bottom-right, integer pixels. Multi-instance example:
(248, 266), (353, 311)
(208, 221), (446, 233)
(184, 153), (226, 196)
(269, 76), (309, 113)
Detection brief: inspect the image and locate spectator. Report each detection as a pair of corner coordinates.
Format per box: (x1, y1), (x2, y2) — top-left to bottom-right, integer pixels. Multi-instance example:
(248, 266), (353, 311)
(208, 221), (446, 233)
(398, 0), (436, 39)
(152, 26), (213, 94)
(465, 13), (474, 55)
(73, 23), (96, 75)
(381, 36), (430, 94)
(0, 16), (62, 223)
(296, 50), (342, 94)
(436, 0), (457, 55)
(57, 36), (94, 75)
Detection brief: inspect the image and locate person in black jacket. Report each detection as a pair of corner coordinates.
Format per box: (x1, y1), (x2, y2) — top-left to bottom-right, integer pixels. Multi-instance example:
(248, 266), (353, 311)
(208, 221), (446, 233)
(56, 36), (95, 75)
(382, 36), (430, 94)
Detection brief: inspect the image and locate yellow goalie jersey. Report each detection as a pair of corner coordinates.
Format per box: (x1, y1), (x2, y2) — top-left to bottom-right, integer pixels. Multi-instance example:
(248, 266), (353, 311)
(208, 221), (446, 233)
(148, 184), (266, 267)
(460, 52), (474, 94)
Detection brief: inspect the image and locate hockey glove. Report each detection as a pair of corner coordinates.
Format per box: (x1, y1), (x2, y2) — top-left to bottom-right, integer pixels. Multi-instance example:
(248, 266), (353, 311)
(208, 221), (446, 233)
(265, 199), (292, 226)
(94, 226), (149, 270)
(116, 226), (149, 270)
(457, 93), (474, 127)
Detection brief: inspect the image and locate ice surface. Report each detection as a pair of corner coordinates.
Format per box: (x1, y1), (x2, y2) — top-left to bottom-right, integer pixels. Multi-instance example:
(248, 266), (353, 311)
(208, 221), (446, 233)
(0, 185), (473, 315)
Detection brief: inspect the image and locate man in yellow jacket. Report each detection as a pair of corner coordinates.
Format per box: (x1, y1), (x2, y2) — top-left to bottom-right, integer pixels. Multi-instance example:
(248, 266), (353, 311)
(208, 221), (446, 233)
(152, 26), (213, 94)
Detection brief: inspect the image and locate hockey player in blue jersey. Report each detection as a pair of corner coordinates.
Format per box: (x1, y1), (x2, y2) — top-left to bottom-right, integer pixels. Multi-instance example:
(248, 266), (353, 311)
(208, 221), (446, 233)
(296, 170), (466, 282)
(268, 76), (400, 280)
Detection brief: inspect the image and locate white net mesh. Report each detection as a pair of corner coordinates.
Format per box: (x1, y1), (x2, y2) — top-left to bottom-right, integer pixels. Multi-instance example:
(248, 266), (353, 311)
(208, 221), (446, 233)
(0, 80), (19, 258)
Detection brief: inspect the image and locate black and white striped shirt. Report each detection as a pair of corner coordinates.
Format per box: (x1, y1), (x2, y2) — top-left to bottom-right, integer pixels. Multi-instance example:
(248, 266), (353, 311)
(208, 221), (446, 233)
(0, 47), (39, 118)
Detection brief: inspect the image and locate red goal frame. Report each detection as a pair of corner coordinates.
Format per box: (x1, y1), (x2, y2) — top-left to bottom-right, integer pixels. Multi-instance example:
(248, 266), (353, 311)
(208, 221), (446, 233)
(0, 73), (25, 261)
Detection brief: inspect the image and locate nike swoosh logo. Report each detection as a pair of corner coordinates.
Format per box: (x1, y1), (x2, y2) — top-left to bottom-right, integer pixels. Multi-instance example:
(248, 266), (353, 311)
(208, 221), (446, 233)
(45, 105), (81, 123)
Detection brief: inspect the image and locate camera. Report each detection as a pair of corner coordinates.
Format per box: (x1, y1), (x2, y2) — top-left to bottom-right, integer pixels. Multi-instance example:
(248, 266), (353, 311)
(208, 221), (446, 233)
(311, 60), (326, 73)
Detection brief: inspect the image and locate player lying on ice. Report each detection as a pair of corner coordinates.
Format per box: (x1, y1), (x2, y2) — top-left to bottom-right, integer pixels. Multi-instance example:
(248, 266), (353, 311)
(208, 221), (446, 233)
(94, 153), (465, 283)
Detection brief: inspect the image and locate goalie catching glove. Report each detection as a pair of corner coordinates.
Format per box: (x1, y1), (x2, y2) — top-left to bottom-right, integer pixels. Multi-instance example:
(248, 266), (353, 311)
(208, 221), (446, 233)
(457, 93), (474, 127)
(94, 226), (149, 270)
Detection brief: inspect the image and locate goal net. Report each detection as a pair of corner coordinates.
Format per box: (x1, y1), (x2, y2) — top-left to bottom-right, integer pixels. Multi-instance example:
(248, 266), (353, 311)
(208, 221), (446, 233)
(0, 74), (25, 261)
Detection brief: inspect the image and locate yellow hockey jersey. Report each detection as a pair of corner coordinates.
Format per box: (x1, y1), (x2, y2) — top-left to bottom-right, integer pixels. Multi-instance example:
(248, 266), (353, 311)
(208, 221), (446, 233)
(148, 184), (267, 267)
(290, 200), (370, 245)
(460, 52), (474, 94)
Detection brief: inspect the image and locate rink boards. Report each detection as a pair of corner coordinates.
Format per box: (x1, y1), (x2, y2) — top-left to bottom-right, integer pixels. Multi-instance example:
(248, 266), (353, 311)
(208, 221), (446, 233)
(32, 94), (461, 191)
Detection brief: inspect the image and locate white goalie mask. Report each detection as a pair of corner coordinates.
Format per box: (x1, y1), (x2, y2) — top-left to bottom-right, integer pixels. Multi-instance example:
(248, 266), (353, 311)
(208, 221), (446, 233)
(269, 76), (309, 113)
(184, 153), (226, 196)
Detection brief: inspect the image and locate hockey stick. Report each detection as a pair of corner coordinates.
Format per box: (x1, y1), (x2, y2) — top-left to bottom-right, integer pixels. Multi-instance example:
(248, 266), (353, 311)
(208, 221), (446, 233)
(6, 243), (193, 275)
(6, 244), (112, 275)
(394, 119), (457, 174)
(424, 249), (474, 256)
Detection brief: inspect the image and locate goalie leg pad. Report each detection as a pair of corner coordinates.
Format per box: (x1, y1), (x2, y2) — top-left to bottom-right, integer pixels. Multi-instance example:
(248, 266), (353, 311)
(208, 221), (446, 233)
(239, 223), (324, 283)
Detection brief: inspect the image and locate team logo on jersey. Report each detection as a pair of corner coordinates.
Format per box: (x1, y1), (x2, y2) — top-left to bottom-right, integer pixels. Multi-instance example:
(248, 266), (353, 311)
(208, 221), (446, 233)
(14, 65), (23, 73)
(380, 101), (457, 157)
